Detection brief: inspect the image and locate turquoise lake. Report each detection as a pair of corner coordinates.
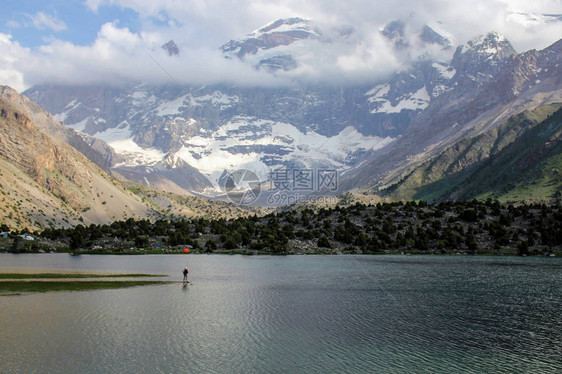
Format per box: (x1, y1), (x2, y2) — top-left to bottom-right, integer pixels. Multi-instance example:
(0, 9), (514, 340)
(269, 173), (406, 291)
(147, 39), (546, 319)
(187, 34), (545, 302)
(1, 254), (561, 373)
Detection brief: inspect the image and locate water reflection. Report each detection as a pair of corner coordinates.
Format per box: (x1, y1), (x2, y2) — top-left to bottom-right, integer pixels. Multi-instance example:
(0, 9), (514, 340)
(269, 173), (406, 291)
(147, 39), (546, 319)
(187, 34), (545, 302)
(1, 254), (561, 373)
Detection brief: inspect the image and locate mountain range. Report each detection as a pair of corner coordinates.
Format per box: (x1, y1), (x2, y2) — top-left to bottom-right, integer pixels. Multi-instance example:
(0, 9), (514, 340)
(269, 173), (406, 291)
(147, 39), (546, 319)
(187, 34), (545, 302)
(0, 86), (262, 230)
(9, 16), (562, 219)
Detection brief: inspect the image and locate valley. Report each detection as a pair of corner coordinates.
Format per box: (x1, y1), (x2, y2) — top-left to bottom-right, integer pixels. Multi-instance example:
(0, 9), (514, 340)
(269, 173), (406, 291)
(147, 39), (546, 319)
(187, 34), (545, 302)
(2, 4), (562, 374)
(0, 17), (560, 254)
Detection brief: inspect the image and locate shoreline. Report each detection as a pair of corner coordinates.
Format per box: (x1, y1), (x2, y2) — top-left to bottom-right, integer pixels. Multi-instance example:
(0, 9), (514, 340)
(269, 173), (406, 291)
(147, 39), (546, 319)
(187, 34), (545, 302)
(1, 249), (560, 257)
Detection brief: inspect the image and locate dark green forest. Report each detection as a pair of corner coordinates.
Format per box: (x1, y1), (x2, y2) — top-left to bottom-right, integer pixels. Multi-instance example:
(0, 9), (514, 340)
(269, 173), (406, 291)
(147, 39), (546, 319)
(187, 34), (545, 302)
(2, 199), (561, 256)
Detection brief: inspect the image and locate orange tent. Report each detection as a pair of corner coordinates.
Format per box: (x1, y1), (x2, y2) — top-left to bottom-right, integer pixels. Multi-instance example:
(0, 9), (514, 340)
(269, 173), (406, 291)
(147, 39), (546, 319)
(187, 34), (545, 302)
(183, 248), (191, 253)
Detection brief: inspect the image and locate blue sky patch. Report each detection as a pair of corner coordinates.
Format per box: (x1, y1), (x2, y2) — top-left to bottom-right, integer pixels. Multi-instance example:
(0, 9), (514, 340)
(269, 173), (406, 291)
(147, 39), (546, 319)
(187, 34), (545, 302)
(0, 0), (141, 48)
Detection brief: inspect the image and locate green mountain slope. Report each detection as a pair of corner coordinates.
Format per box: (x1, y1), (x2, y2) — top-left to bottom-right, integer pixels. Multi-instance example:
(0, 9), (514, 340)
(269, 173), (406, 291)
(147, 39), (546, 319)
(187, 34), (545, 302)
(381, 104), (562, 203)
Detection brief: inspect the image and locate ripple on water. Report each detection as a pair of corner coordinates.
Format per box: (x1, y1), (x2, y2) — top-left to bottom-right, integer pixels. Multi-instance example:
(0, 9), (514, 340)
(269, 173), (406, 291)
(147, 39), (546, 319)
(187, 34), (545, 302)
(1, 254), (562, 373)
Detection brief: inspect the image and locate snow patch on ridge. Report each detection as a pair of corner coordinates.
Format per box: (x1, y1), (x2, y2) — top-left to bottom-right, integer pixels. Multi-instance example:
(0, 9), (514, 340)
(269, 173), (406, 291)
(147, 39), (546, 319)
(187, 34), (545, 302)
(367, 85), (430, 114)
(433, 62), (456, 80)
(95, 125), (165, 166)
(250, 18), (317, 38)
(155, 94), (190, 116)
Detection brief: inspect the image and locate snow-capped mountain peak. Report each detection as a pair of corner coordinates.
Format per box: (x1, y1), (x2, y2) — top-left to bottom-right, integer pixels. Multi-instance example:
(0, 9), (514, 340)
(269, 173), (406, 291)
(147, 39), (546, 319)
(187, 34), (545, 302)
(453, 31), (516, 65)
(221, 17), (321, 72)
(222, 18), (318, 57)
(465, 32), (513, 56)
(250, 17), (318, 38)
(451, 32), (516, 83)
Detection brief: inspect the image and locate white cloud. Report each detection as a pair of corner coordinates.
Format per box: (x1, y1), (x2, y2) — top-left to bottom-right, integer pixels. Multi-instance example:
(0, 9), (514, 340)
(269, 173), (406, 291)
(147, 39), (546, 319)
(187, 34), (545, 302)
(497, 0), (561, 14)
(26, 12), (67, 32)
(4, 0), (562, 90)
(18, 22), (285, 89)
(0, 34), (29, 92)
(87, 0), (562, 45)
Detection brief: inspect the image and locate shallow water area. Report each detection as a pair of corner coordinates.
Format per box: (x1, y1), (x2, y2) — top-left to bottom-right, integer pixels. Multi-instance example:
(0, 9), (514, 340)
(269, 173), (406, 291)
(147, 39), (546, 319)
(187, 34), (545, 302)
(1, 253), (561, 373)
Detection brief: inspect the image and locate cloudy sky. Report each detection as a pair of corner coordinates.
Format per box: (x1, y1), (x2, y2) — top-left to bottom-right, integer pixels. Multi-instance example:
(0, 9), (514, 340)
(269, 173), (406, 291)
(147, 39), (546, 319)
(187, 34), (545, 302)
(1, 0), (561, 91)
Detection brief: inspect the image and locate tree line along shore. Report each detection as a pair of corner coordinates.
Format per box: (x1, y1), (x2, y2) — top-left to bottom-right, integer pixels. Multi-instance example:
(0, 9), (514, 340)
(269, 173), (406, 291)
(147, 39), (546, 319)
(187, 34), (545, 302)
(1, 200), (561, 256)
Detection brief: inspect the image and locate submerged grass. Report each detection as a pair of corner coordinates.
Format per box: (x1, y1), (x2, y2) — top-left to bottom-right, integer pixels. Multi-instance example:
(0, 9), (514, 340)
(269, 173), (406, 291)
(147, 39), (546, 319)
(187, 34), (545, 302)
(0, 272), (172, 295)
(0, 273), (164, 279)
(0, 280), (172, 295)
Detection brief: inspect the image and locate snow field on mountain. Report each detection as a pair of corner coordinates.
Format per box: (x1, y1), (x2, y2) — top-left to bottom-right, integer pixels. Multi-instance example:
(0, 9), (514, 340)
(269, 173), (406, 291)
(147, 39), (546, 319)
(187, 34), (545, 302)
(95, 125), (165, 166)
(175, 117), (394, 187)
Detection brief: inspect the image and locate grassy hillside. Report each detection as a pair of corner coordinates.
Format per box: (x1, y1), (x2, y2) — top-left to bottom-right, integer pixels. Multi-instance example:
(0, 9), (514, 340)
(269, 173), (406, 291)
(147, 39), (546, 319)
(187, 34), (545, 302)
(120, 181), (269, 220)
(381, 104), (562, 203)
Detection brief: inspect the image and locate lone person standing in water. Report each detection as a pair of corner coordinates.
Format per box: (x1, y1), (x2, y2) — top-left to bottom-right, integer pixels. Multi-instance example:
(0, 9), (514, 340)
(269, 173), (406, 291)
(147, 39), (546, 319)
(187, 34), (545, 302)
(182, 266), (189, 284)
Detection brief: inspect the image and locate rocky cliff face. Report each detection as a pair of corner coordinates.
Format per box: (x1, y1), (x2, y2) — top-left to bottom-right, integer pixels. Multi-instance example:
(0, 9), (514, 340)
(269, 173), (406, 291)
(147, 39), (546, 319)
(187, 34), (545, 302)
(0, 86), (159, 229)
(1, 86), (121, 172)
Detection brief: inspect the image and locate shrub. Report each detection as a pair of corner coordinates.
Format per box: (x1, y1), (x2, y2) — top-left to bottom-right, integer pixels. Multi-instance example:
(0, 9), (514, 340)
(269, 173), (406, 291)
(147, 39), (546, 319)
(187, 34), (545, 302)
(317, 236), (332, 248)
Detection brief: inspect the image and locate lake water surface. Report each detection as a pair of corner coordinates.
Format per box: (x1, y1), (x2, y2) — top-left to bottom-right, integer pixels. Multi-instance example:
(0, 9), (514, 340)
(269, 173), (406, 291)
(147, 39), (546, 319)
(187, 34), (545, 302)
(1, 254), (561, 373)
